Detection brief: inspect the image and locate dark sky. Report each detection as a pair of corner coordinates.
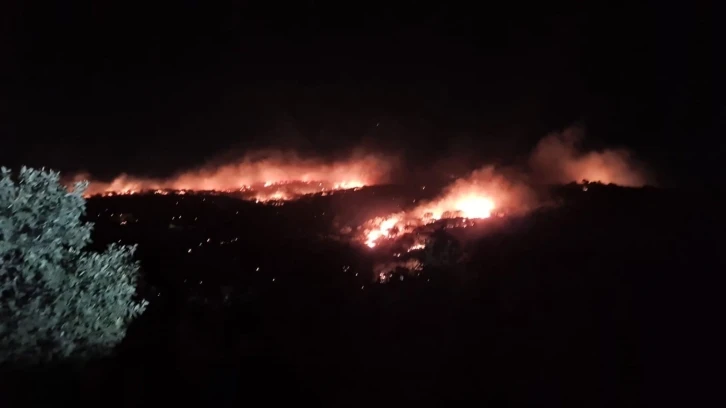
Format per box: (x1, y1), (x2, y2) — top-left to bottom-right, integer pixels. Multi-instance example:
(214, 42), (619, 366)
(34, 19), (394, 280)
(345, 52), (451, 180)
(0, 2), (719, 186)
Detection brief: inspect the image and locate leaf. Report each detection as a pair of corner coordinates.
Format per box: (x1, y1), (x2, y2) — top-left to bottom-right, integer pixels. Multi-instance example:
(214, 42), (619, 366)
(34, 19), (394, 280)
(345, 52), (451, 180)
(0, 167), (147, 363)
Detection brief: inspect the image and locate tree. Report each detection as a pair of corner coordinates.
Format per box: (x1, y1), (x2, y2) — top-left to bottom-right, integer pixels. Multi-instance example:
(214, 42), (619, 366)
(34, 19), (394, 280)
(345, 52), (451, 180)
(0, 167), (148, 364)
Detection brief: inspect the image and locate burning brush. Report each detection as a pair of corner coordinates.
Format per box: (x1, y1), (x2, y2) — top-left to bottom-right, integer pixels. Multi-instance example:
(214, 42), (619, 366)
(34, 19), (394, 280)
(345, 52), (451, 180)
(359, 165), (529, 251)
(71, 152), (392, 202)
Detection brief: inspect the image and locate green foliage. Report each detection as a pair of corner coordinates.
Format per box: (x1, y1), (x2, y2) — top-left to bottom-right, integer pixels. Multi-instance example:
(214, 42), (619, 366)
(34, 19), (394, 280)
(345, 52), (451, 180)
(0, 167), (148, 364)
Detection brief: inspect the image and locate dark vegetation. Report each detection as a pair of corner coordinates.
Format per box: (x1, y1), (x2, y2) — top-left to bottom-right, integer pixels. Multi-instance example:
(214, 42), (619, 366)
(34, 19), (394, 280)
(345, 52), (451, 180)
(1, 183), (721, 407)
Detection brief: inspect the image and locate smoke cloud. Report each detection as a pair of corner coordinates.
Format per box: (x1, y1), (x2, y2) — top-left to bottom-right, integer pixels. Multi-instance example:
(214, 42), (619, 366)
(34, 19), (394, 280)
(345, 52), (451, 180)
(411, 165), (538, 218)
(528, 127), (647, 186)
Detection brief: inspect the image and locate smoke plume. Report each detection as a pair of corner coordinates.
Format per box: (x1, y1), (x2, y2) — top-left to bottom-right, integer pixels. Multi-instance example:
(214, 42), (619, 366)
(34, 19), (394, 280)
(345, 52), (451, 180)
(528, 127), (647, 186)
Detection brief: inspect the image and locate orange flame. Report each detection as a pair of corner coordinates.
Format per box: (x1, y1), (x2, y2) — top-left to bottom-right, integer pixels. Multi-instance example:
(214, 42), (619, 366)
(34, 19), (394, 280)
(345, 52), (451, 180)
(75, 152), (392, 200)
(361, 166), (534, 249)
(365, 215), (402, 248)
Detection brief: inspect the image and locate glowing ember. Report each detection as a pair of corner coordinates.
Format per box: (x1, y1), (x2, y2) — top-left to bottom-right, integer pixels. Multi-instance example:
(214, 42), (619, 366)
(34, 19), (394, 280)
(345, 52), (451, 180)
(374, 259), (423, 282)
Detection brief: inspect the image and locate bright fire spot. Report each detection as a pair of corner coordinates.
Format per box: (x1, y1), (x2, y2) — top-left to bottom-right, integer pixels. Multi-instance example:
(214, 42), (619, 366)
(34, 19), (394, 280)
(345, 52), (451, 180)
(365, 216), (401, 248)
(454, 196), (494, 219)
(407, 243), (426, 252)
(360, 166), (534, 250)
(362, 193), (497, 249)
(415, 193), (496, 222)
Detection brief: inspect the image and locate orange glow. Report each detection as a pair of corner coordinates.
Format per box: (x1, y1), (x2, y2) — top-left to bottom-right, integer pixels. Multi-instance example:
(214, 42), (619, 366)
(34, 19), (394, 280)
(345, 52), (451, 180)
(529, 128), (647, 186)
(454, 196), (495, 219)
(361, 191), (498, 249)
(365, 215), (402, 248)
(74, 153), (392, 200)
(360, 166), (534, 250)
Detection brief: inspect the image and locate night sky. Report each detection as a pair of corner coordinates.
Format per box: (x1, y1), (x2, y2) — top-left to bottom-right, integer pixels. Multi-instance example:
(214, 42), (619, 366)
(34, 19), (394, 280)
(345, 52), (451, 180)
(1, 2), (719, 186)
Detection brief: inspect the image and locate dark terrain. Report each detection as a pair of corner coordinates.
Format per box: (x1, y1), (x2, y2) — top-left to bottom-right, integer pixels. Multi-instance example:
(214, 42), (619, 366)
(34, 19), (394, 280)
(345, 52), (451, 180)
(2, 183), (721, 407)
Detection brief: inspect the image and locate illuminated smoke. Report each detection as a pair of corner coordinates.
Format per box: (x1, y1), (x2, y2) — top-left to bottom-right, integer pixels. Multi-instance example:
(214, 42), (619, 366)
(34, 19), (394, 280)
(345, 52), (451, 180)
(77, 151), (395, 200)
(358, 126), (648, 252)
(529, 127), (647, 186)
(410, 166), (535, 220)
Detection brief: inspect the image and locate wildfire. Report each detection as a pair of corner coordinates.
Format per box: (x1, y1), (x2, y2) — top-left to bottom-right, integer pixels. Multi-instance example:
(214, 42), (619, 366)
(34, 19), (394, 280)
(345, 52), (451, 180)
(73, 153), (390, 201)
(246, 180), (366, 202)
(364, 215), (402, 248)
(362, 193), (498, 249)
(362, 193), (497, 249)
(360, 166), (534, 250)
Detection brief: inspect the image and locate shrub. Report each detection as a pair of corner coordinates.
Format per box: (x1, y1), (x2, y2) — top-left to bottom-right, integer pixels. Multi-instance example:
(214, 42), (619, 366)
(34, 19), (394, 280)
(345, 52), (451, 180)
(0, 167), (148, 364)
